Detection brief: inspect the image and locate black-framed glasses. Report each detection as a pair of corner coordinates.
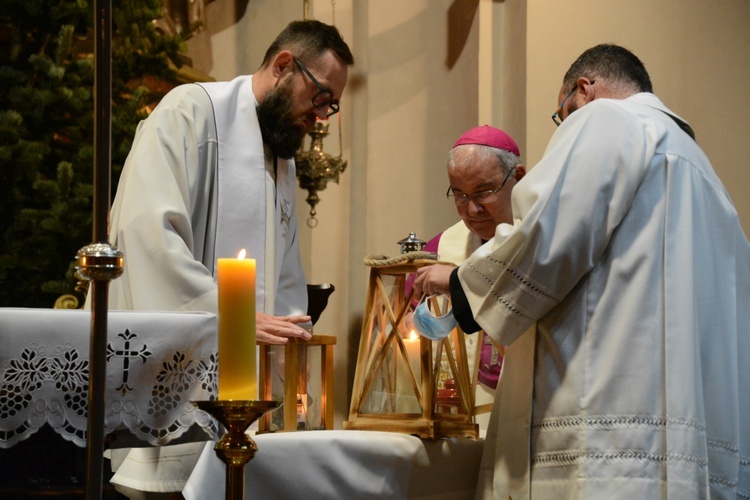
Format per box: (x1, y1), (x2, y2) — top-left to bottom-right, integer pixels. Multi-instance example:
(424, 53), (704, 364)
(552, 80), (594, 126)
(293, 57), (340, 117)
(446, 167), (516, 206)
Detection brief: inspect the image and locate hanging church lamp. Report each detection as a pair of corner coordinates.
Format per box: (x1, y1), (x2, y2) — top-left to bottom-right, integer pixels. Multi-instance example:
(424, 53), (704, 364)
(295, 120), (347, 227)
(294, 0), (348, 228)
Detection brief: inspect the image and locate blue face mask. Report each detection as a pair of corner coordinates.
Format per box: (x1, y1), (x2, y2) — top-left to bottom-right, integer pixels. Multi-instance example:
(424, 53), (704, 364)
(412, 297), (457, 341)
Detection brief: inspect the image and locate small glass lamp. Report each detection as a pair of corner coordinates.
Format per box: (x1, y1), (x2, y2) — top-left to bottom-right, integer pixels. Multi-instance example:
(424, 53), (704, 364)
(258, 335), (336, 432)
(258, 284), (336, 432)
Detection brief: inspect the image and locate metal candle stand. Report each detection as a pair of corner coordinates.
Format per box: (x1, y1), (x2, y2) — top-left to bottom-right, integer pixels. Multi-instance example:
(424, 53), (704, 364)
(193, 400), (280, 500)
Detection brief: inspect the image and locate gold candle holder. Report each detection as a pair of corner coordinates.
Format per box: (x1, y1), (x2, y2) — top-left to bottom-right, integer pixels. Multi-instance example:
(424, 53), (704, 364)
(193, 400), (281, 500)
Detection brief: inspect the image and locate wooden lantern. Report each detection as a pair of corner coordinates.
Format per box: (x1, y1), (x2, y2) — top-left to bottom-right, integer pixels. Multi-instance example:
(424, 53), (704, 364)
(258, 335), (336, 432)
(344, 256), (479, 439)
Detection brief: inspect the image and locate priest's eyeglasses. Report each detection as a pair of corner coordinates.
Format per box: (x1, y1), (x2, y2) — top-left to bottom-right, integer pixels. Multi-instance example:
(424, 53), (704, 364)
(447, 167), (516, 206)
(293, 57), (340, 117)
(552, 80), (594, 126)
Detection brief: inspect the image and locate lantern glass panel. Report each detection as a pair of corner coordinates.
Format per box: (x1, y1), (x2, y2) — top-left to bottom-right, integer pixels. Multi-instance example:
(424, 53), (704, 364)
(357, 273), (424, 415)
(266, 345), (324, 431)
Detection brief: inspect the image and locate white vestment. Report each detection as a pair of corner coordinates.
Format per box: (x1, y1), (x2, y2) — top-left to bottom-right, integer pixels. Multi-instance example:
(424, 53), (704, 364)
(435, 220), (484, 265)
(106, 75), (307, 316)
(457, 94), (750, 498)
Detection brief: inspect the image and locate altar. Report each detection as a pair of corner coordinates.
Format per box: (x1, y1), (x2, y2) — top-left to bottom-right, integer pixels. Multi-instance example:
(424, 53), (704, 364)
(0, 308), (219, 449)
(109, 430), (483, 499)
(0, 307), (484, 498)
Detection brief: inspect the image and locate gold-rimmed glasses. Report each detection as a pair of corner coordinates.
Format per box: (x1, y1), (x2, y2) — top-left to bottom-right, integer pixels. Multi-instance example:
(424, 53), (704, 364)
(446, 167), (517, 206)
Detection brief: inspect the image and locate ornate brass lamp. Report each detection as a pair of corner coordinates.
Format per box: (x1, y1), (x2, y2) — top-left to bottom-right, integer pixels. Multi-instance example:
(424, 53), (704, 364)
(295, 120), (347, 228)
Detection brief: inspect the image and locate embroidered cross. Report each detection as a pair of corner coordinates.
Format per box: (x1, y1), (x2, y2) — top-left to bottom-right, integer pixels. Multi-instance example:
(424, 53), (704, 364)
(107, 329), (152, 395)
(280, 200), (291, 236)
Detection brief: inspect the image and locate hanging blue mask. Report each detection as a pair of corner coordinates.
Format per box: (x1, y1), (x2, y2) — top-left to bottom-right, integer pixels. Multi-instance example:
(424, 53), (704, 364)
(412, 297), (457, 341)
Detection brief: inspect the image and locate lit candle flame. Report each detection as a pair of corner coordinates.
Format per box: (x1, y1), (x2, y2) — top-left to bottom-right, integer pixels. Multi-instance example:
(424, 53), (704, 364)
(237, 249), (246, 260)
(409, 329), (419, 341)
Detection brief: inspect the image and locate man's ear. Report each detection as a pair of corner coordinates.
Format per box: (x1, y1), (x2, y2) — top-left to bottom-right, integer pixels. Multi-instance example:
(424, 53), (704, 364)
(577, 77), (596, 104)
(514, 164), (526, 181)
(271, 50), (295, 78)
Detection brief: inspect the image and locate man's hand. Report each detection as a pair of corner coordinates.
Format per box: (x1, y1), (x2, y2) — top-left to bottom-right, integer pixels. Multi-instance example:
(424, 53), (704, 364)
(413, 263), (455, 298)
(257, 312), (312, 344)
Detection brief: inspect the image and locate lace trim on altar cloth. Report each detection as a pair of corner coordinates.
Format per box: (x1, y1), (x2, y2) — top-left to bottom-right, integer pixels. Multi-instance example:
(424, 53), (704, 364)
(0, 331), (219, 448)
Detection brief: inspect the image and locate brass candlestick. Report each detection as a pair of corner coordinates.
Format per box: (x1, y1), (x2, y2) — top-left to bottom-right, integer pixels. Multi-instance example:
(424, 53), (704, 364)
(193, 400), (281, 500)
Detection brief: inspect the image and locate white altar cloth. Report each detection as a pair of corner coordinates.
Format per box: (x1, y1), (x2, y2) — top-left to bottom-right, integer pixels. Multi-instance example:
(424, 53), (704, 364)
(0, 308), (218, 448)
(109, 430), (484, 499)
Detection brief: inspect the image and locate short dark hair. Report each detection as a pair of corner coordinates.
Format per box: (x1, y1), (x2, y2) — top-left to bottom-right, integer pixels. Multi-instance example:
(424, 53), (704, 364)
(261, 20), (354, 69)
(563, 44), (652, 93)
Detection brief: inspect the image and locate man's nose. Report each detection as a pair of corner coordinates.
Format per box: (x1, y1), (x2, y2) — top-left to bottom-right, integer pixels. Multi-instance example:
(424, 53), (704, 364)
(467, 198), (484, 214)
(312, 107), (328, 120)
